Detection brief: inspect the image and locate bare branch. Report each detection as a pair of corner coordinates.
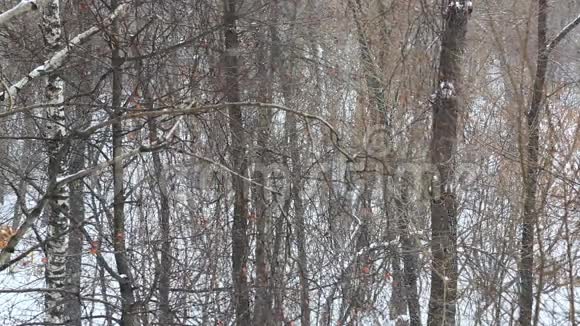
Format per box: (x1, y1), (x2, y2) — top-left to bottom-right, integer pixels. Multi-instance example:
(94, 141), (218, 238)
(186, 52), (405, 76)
(547, 13), (580, 53)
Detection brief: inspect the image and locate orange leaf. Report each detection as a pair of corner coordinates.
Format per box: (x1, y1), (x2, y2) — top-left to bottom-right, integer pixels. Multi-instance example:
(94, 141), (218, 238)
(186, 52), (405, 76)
(89, 241), (100, 255)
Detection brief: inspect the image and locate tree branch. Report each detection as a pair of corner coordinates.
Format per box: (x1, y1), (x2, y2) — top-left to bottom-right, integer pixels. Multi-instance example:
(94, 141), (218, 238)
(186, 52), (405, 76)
(0, 0), (37, 27)
(0, 3), (129, 103)
(547, 13), (580, 53)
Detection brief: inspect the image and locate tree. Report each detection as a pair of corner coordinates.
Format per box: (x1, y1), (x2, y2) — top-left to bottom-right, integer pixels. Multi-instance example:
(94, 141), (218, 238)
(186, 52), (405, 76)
(428, 1), (471, 325)
(43, 0), (68, 323)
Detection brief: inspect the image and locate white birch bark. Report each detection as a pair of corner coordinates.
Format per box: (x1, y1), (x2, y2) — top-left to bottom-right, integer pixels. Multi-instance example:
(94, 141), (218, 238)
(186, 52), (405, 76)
(0, 3), (128, 103)
(0, 0), (37, 27)
(43, 0), (68, 324)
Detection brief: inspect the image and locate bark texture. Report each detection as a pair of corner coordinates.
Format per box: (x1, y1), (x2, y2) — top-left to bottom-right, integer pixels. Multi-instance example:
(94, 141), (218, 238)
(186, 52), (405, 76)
(519, 1), (547, 325)
(428, 2), (470, 326)
(43, 0), (68, 323)
(224, 0), (251, 324)
(252, 15), (274, 325)
(110, 1), (139, 325)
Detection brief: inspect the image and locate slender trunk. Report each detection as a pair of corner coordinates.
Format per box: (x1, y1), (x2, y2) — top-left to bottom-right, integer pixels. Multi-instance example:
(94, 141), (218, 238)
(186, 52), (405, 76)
(428, 2), (470, 326)
(293, 160), (310, 326)
(351, 1), (422, 323)
(518, 2), (547, 326)
(399, 172), (421, 326)
(65, 21), (93, 321)
(65, 132), (85, 326)
(347, 3), (380, 323)
(110, 1), (138, 325)
(43, 0), (68, 323)
(150, 120), (172, 324)
(223, 1), (251, 324)
(138, 50), (173, 324)
(12, 113), (35, 229)
(253, 17), (274, 325)
(271, 186), (288, 324)
(275, 24), (311, 326)
(563, 196), (577, 326)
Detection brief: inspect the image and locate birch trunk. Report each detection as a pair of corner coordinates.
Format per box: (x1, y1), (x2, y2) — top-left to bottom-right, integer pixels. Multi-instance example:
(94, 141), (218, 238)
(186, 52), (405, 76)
(43, 0), (69, 323)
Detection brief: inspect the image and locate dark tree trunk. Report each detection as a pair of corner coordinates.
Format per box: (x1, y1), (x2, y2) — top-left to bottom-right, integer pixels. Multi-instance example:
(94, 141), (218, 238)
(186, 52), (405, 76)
(65, 133), (85, 326)
(223, 1), (251, 324)
(110, 1), (138, 325)
(252, 13), (274, 325)
(428, 2), (470, 326)
(519, 1), (547, 325)
(397, 174), (422, 326)
(150, 121), (172, 325)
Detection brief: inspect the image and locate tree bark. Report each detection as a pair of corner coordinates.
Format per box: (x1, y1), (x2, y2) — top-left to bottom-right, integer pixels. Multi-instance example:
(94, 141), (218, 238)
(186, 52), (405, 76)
(428, 2), (470, 326)
(43, 0), (69, 323)
(252, 14), (274, 325)
(274, 2), (311, 321)
(150, 118), (173, 325)
(223, 1), (251, 324)
(65, 132), (85, 326)
(518, 1), (547, 325)
(110, 1), (139, 325)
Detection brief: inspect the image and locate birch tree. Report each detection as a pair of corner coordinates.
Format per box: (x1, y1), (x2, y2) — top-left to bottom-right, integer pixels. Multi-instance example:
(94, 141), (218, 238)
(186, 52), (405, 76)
(42, 0), (68, 323)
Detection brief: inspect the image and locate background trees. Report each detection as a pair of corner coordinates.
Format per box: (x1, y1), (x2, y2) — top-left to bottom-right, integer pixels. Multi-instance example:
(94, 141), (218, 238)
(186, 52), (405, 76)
(0, 0), (578, 325)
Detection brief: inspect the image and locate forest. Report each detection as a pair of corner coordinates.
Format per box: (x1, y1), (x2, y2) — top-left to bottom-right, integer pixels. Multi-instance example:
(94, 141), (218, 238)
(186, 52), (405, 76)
(0, 0), (578, 325)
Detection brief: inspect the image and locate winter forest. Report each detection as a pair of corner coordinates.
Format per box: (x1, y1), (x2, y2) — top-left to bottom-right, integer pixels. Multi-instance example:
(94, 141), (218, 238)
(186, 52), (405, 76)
(0, 0), (579, 325)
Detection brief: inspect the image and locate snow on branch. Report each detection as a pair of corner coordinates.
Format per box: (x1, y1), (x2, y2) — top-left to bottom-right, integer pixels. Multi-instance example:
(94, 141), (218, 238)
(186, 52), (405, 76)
(0, 0), (37, 27)
(0, 3), (129, 103)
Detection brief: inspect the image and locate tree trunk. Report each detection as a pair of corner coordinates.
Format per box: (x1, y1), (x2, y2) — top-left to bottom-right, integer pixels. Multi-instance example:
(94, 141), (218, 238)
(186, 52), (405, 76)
(223, 1), (251, 324)
(252, 14), (274, 325)
(428, 2), (470, 326)
(110, 1), (139, 325)
(518, 1), (547, 325)
(65, 131), (86, 326)
(273, 2), (311, 319)
(398, 172), (422, 326)
(150, 120), (172, 325)
(43, 0), (69, 323)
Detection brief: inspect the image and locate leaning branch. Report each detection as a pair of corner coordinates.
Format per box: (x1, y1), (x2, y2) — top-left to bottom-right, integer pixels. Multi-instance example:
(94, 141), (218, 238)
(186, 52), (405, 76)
(77, 101), (353, 160)
(0, 3), (129, 102)
(547, 14), (580, 53)
(0, 0), (37, 27)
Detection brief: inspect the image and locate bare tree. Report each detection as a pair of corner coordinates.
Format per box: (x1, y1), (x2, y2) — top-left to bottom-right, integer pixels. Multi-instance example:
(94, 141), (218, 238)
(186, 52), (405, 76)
(428, 1), (471, 325)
